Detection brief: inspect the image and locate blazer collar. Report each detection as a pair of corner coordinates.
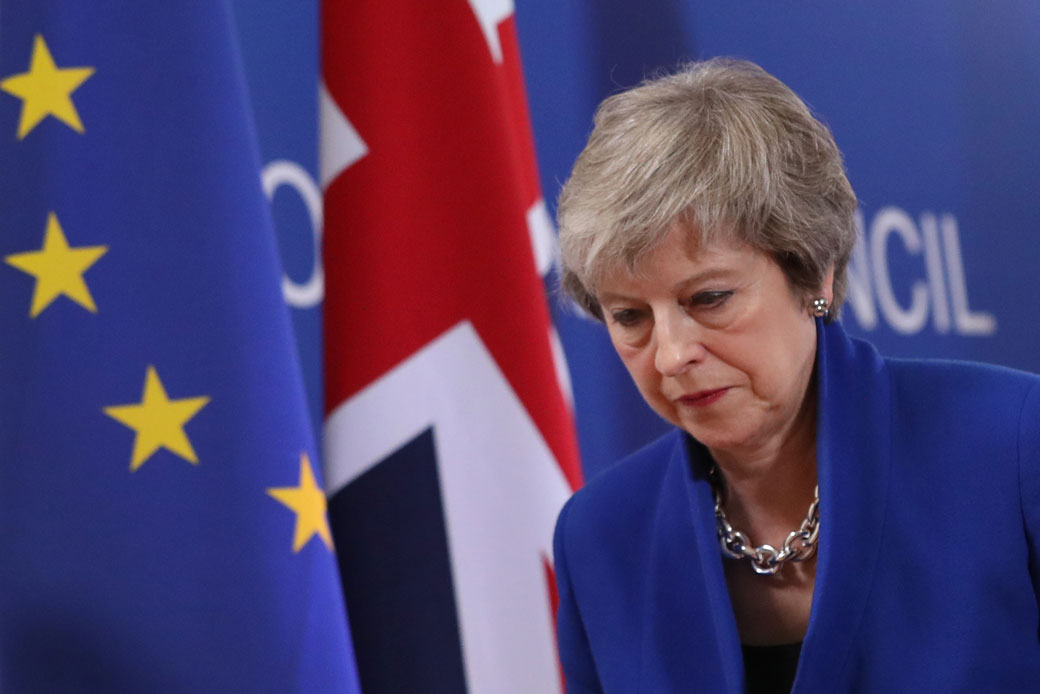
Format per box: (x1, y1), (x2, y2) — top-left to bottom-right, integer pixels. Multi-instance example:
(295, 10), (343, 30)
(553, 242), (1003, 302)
(794, 318), (892, 690)
(638, 433), (744, 693)
(669, 319), (892, 691)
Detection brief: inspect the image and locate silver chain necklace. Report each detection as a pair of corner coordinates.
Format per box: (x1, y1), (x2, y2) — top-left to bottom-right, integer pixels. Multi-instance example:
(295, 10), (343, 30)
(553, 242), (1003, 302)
(709, 466), (820, 575)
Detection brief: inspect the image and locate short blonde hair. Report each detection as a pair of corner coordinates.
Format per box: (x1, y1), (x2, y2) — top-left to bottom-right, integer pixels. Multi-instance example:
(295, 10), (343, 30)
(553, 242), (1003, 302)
(557, 58), (857, 321)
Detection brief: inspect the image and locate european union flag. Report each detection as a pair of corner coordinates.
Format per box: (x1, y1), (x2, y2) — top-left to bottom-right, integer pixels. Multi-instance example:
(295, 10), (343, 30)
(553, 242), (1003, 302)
(0, 3), (361, 691)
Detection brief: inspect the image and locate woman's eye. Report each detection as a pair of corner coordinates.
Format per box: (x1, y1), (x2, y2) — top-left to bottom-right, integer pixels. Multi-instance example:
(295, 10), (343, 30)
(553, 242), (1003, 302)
(690, 290), (733, 308)
(609, 308), (644, 326)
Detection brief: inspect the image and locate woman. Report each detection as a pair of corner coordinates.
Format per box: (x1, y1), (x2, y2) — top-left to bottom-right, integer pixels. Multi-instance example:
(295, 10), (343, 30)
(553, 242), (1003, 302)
(553, 58), (1040, 693)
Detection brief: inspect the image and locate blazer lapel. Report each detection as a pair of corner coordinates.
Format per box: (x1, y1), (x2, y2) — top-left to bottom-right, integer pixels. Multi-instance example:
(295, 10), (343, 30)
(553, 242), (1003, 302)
(637, 434), (744, 694)
(793, 319), (893, 691)
(683, 438), (746, 693)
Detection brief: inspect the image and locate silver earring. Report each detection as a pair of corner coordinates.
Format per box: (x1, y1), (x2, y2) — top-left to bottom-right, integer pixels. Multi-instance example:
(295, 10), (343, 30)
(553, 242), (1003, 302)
(810, 297), (829, 317)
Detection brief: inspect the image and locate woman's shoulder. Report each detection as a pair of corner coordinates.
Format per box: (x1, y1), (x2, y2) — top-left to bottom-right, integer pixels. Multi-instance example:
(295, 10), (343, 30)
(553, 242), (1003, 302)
(831, 322), (1040, 406)
(558, 429), (689, 536)
(880, 354), (1040, 455)
(576, 428), (685, 495)
(884, 353), (1040, 405)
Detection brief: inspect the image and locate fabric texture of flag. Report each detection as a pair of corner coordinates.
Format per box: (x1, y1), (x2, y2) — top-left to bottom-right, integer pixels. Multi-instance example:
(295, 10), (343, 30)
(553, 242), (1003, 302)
(321, 0), (582, 691)
(0, 3), (360, 691)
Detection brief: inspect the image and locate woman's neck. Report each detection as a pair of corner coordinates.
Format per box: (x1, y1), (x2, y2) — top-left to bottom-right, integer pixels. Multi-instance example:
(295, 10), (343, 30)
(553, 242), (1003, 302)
(709, 389), (818, 549)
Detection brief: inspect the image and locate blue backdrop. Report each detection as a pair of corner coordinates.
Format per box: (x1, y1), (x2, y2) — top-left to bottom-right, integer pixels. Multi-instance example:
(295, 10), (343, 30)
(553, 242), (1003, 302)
(233, 0), (1040, 481)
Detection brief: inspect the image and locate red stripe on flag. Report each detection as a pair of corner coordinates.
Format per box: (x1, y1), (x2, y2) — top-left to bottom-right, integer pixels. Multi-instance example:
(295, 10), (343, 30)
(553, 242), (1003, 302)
(543, 554), (565, 693)
(499, 16), (542, 208)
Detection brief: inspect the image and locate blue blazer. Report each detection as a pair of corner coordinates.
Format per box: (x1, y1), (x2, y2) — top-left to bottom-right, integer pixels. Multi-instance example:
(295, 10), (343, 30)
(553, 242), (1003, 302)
(554, 319), (1040, 692)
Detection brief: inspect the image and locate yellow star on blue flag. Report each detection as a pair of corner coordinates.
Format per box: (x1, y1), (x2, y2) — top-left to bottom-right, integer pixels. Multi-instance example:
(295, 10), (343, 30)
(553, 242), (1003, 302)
(4, 212), (107, 318)
(268, 453), (335, 552)
(0, 34), (95, 139)
(103, 366), (211, 471)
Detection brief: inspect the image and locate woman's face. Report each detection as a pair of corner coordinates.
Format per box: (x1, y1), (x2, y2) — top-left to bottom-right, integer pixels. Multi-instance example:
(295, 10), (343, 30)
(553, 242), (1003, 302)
(596, 226), (826, 462)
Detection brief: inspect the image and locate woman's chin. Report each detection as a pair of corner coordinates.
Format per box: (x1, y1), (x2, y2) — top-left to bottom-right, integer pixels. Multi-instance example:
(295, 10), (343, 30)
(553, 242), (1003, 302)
(678, 424), (747, 455)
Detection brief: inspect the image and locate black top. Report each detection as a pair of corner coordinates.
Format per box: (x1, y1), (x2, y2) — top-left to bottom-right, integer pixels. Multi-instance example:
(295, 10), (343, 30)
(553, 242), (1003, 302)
(742, 642), (801, 694)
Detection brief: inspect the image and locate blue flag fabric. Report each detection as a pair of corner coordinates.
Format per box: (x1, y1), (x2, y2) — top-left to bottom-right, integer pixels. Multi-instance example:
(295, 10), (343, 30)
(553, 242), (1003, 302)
(0, 3), (360, 691)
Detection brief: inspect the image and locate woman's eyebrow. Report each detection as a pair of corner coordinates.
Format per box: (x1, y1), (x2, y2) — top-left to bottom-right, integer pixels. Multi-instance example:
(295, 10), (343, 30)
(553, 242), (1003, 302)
(598, 265), (743, 304)
(670, 266), (740, 293)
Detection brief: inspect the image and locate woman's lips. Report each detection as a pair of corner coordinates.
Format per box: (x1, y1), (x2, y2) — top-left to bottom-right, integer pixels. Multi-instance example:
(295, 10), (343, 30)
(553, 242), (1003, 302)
(678, 388), (730, 408)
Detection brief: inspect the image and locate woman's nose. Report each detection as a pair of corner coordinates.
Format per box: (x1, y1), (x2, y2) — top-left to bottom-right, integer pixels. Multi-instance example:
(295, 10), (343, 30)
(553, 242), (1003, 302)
(653, 310), (704, 376)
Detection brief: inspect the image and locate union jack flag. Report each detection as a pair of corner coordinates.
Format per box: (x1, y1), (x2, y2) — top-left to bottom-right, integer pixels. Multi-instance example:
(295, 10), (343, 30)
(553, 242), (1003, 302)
(321, 0), (582, 691)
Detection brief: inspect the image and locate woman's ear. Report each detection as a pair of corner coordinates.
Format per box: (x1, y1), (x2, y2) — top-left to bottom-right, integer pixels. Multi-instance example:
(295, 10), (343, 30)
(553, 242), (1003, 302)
(822, 266), (835, 304)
